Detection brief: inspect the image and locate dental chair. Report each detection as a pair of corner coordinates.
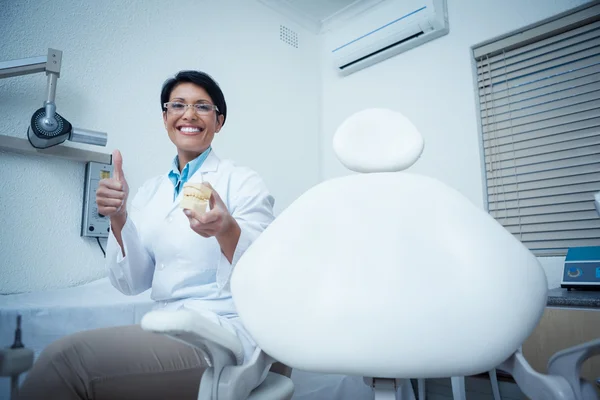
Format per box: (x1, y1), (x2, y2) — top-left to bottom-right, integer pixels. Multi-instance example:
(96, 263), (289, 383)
(142, 108), (600, 399)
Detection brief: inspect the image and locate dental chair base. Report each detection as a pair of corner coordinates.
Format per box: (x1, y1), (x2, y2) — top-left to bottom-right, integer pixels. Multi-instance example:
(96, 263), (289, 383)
(197, 348), (293, 400)
(364, 378), (415, 400)
(141, 309), (294, 400)
(362, 376), (473, 400)
(361, 340), (600, 400)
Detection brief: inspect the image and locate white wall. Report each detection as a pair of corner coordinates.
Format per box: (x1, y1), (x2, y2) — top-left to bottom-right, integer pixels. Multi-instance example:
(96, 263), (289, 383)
(319, 0), (592, 288)
(1, 0), (591, 294)
(0, 0), (321, 294)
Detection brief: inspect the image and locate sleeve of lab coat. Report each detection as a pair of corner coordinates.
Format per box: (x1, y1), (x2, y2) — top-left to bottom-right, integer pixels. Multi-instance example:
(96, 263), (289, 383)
(105, 181), (156, 296)
(216, 170), (275, 289)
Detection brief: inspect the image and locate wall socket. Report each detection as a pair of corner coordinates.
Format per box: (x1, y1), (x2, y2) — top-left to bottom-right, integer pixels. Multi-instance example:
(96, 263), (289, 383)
(81, 161), (113, 238)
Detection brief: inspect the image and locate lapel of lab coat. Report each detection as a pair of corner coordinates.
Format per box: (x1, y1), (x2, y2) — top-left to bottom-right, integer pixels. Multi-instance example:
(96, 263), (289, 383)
(163, 150), (221, 218)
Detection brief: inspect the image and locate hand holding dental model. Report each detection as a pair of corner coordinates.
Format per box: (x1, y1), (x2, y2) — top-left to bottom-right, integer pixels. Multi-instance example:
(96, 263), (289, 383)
(181, 182), (239, 241)
(179, 182), (212, 215)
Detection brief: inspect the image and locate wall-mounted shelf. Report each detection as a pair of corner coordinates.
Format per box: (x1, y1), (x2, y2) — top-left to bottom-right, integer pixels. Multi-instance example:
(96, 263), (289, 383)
(0, 135), (111, 164)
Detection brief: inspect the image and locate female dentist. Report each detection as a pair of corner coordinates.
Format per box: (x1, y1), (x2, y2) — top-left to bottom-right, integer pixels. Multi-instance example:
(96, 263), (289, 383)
(17, 70), (276, 400)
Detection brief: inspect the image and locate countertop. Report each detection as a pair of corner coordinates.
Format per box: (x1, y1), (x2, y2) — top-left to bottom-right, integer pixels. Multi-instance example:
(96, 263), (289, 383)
(547, 287), (600, 309)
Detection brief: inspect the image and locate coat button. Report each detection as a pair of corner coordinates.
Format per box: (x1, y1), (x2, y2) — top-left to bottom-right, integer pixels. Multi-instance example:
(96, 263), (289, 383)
(158, 263), (165, 270)
(167, 216), (173, 223)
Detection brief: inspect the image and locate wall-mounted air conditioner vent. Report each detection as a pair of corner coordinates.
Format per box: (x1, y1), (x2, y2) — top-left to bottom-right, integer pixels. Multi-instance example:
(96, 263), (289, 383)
(330, 0), (449, 75)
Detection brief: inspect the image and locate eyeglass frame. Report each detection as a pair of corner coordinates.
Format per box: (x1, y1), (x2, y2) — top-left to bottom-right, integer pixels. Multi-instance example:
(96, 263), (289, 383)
(163, 102), (220, 115)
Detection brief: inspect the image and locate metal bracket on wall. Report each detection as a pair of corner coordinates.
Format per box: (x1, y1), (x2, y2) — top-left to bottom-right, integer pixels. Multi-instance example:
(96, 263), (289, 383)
(0, 48), (109, 154)
(0, 135), (111, 164)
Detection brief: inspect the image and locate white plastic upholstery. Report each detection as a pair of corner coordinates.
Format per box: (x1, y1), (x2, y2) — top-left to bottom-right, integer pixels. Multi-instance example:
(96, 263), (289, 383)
(232, 109), (547, 379)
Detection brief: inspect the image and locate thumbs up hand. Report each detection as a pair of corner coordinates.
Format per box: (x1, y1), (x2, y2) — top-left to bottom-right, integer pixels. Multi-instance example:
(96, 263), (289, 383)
(112, 149), (125, 184)
(96, 149), (129, 220)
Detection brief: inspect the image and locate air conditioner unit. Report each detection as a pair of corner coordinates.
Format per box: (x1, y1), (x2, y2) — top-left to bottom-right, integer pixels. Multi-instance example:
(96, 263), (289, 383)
(330, 0), (449, 76)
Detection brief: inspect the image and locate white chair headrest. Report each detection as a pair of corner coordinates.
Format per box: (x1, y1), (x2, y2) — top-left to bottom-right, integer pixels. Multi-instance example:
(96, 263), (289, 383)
(333, 108), (424, 173)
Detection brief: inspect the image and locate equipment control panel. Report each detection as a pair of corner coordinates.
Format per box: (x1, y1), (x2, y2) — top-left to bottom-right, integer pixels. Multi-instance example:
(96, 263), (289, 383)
(561, 246), (600, 290)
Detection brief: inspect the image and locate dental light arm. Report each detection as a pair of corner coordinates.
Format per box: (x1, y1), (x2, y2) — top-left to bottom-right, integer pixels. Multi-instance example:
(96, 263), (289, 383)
(0, 48), (107, 149)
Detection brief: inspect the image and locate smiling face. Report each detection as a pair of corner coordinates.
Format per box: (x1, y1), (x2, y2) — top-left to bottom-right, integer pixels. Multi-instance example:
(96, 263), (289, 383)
(163, 82), (224, 168)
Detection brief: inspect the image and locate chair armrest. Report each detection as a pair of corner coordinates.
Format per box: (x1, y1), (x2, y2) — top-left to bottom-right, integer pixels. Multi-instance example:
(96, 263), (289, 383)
(142, 308), (244, 399)
(498, 349), (576, 400)
(141, 308), (244, 365)
(141, 308), (273, 400)
(547, 338), (600, 400)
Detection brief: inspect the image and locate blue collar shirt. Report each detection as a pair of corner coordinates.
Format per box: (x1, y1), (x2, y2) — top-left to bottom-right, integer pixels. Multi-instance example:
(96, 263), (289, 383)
(167, 147), (212, 201)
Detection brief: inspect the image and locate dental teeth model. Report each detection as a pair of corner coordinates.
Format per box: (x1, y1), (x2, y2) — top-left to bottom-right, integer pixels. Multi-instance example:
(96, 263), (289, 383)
(179, 182), (212, 215)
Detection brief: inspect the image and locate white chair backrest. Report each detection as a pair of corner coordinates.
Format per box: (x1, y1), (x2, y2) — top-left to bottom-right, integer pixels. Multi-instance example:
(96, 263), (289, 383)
(232, 109), (548, 379)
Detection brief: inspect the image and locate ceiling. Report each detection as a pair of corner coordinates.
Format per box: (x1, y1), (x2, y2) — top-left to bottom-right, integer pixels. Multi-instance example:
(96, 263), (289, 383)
(283, 0), (362, 22)
(257, 0), (384, 34)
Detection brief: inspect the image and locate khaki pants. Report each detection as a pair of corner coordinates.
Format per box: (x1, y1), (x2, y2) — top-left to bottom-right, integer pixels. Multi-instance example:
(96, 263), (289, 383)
(17, 324), (210, 400)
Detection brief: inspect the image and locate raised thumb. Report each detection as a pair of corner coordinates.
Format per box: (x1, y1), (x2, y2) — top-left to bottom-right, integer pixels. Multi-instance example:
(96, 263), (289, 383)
(112, 149), (125, 182)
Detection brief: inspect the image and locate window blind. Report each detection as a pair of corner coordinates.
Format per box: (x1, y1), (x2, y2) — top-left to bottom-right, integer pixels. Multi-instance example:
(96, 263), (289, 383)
(473, 2), (600, 255)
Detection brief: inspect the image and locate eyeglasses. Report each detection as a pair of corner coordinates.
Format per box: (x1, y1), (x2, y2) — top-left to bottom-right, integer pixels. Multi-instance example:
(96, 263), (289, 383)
(163, 102), (219, 116)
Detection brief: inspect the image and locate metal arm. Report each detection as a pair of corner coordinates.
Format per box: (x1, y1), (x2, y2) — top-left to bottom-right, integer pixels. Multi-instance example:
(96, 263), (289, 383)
(0, 49), (107, 149)
(0, 48), (61, 79)
(0, 49), (63, 131)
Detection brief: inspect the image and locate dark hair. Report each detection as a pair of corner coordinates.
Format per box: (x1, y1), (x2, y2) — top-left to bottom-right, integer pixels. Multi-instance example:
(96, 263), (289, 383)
(160, 70), (227, 125)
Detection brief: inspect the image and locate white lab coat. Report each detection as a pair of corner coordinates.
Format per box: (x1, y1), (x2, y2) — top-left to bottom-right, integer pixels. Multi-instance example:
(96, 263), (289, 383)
(105, 150), (275, 363)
